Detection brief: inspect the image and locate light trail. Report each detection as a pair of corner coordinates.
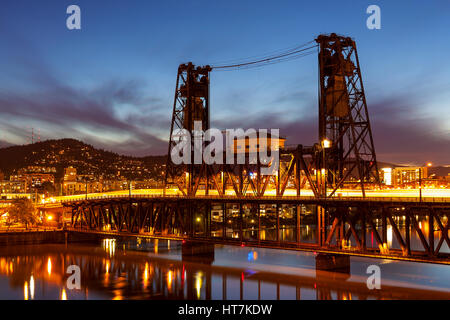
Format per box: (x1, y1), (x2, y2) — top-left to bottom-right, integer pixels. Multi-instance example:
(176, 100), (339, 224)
(41, 187), (450, 205)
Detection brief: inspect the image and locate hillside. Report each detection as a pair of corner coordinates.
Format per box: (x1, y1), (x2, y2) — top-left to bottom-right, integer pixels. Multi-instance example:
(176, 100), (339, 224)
(0, 139), (447, 182)
(0, 139), (166, 180)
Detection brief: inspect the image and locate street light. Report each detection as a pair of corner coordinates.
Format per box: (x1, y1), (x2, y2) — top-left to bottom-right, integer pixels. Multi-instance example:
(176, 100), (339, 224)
(321, 139), (332, 198)
(128, 179), (132, 198)
(322, 139), (331, 149)
(83, 176), (89, 200)
(419, 162), (432, 202)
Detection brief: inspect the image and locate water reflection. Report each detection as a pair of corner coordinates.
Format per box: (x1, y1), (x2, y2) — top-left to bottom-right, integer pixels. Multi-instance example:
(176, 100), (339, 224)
(210, 203), (448, 254)
(195, 271), (203, 299)
(47, 257), (52, 276)
(0, 243), (448, 300)
(61, 288), (67, 300)
(366, 216), (449, 253)
(30, 275), (35, 300)
(102, 239), (116, 257)
(23, 281), (28, 300)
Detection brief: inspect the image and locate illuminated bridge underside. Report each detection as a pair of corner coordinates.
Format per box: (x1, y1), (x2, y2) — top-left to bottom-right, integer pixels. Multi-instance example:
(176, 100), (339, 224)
(65, 196), (450, 265)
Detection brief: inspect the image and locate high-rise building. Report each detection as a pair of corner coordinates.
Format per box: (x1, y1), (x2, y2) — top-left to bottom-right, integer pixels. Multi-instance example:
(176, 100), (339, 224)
(381, 168), (392, 186)
(392, 167), (428, 187)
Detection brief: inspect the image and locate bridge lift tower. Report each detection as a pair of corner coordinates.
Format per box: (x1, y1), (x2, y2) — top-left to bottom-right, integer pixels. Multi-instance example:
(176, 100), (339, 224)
(164, 34), (380, 198)
(165, 63), (212, 196)
(316, 34), (379, 197)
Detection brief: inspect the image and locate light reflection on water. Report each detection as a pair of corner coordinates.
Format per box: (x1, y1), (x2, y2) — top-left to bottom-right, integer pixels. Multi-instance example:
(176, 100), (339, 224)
(216, 212), (449, 254)
(0, 240), (448, 300)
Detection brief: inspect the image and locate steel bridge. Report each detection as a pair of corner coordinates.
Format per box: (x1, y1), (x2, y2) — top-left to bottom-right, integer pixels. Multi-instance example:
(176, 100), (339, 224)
(64, 195), (450, 265)
(59, 34), (449, 266)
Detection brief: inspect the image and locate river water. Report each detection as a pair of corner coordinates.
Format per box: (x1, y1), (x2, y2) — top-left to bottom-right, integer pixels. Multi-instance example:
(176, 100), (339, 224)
(0, 238), (449, 300)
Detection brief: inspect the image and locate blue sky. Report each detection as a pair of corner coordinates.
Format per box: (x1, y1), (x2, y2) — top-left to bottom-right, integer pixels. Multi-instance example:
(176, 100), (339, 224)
(0, 0), (449, 165)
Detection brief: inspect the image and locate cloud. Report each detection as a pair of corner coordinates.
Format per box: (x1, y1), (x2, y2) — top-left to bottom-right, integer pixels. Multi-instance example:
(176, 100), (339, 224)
(212, 92), (450, 166)
(2, 58), (448, 164)
(0, 29), (170, 156)
(0, 23), (448, 164)
(369, 97), (450, 165)
(0, 82), (169, 156)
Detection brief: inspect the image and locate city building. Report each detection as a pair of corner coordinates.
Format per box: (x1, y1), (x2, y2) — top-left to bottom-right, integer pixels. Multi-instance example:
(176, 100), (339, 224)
(9, 172), (54, 192)
(63, 180), (104, 195)
(25, 173), (54, 189)
(64, 166), (77, 182)
(0, 180), (27, 194)
(381, 168), (393, 186)
(18, 166), (56, 174)
(230, 132), (286, 154)
(392, 166), (428, 187)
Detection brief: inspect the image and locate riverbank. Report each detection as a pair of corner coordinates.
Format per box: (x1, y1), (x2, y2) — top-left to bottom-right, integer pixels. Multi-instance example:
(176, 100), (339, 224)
(0, 229), (105, 246)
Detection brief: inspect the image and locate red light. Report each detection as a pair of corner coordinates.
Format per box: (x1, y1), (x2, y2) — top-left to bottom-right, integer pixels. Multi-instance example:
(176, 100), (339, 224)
(371, 231), (373, 247)
(241, 272), (244, 281)
(182, 240), (186, 244)
(314, 283), (317, 289)
(181, 264), (185, 282)
(241, 243), (245, 247)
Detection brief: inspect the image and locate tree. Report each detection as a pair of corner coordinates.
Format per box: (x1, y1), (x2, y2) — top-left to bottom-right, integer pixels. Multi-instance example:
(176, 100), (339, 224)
(8, 198), (38, 230)
(37, 181), (56, 195)
(0, 208), (10, 229)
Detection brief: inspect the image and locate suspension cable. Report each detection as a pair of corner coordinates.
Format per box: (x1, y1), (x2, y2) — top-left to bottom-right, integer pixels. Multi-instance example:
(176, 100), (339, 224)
(208, 40), (316, 66)
(212, 50), (317, 72)
(210, 40), (318, 71)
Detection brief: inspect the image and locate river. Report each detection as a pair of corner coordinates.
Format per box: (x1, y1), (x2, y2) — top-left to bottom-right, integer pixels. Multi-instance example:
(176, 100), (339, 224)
(0, 238), (449, 300)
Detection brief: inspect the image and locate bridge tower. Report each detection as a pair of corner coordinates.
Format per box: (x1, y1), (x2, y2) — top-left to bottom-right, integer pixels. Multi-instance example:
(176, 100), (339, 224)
(165, 63), (212, 196)
(316, 34), (380, 196)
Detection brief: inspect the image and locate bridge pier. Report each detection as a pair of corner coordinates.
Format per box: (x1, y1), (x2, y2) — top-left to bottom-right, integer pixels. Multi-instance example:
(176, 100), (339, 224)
(181, 241), (215, 264)
(315, 253), (350, 274)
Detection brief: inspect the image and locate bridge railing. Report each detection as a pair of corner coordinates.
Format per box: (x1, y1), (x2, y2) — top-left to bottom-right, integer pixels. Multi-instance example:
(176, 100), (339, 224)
(58, 193), (450, 204)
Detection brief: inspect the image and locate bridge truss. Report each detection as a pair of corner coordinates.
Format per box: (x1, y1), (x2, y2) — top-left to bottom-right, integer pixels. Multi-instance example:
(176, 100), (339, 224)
(66, 197), (450, 264)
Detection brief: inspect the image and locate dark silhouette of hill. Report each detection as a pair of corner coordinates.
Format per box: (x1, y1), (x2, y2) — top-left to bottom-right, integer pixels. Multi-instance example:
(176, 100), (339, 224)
(2, 139), (444, 182)
(0, 139), (166, 180)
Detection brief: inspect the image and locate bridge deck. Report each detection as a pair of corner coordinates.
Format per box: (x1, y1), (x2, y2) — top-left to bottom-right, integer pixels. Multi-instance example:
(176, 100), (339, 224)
(59, 194), (450, 207)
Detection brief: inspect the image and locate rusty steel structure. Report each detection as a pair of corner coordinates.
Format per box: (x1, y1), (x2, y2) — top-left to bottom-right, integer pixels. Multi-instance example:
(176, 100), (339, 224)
(65, 196), (450, 265)
(164, 34), (379, 198)
(165, 63), (212, 196)
(317, 34), (379, 197)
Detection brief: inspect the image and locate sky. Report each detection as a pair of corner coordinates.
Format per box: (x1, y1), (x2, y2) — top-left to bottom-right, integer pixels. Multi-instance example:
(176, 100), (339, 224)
(0, 0), (449, 165)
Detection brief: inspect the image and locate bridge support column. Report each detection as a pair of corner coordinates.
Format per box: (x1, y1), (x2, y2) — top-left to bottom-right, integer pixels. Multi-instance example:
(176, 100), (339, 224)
(182, 241), (215, 264)
(317, 206), (326, 246)
(315, 253), (350, 274)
